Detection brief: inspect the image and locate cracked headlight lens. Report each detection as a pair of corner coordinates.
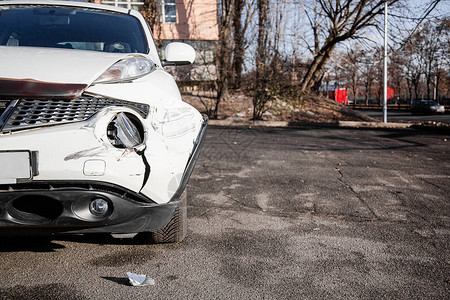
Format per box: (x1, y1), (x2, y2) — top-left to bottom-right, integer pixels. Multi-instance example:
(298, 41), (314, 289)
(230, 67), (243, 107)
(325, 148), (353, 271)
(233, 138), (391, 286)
(108, 112), (144, 148)
(94, 56), (155, 84)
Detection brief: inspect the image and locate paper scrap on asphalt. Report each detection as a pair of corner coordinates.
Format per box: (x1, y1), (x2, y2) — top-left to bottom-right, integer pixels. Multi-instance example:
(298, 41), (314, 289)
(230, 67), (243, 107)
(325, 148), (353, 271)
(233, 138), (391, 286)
(127, 272), (155, 286)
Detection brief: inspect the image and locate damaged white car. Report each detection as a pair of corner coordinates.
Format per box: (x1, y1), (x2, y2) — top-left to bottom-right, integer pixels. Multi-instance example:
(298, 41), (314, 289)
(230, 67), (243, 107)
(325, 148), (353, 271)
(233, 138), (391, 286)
(0, 0), (207, 243)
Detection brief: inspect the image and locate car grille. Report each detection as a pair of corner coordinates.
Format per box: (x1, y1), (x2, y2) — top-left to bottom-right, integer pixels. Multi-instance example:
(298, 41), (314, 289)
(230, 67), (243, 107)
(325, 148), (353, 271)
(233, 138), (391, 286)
(0, 100), (9, 115)
(0, 97), (149, 132)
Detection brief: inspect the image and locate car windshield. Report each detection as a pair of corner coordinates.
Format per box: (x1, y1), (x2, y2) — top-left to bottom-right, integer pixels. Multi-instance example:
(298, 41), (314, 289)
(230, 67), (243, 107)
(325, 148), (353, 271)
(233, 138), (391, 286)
(0, 6), (148, 53)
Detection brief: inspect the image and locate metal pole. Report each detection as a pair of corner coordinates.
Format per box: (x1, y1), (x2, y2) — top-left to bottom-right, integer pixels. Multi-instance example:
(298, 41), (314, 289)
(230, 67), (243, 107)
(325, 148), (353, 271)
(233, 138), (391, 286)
(383, 2), (388, 123)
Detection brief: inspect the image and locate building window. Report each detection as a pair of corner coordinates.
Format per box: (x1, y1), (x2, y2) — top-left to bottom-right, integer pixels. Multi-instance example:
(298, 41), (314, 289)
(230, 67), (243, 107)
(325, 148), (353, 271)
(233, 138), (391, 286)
(162, 0), (177, 23)
(102, 0), (144, 11)
(102, 0), (176, 24)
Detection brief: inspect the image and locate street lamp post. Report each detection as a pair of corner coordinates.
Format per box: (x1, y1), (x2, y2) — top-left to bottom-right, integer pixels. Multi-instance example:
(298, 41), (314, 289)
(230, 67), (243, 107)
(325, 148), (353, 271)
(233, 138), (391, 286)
(383, 2), (388, 123)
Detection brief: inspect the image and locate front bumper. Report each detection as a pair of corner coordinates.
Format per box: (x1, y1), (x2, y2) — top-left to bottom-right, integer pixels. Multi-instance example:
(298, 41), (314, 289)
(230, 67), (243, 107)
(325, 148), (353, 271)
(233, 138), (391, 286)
(0, 181), (179, 235)
(0, 116), (208, 235)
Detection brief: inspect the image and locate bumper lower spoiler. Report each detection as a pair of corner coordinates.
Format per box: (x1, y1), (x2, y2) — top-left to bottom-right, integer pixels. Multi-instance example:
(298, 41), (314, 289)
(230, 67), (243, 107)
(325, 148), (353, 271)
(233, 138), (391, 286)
(0, 181), (178, 235)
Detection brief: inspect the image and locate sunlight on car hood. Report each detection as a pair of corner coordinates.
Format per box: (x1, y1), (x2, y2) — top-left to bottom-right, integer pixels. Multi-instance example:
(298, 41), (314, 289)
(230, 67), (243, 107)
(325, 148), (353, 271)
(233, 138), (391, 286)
(0, 46), (130, 87)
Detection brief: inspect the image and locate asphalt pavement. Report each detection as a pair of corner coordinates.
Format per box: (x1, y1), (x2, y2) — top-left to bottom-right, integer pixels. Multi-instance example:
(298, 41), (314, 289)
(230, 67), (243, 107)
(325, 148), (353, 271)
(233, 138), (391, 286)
(0, 125), (449, 299)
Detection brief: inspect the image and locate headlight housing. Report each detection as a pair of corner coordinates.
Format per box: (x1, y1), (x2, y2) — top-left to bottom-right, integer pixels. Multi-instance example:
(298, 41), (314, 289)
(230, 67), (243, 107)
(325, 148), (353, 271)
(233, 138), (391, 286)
(94, 56), (156, 84)
(107, 112), (144, 148)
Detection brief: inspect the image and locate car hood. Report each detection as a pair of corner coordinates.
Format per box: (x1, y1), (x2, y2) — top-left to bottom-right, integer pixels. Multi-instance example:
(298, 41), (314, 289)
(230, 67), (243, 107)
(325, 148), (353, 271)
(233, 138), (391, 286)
(0, 46), (129, 98)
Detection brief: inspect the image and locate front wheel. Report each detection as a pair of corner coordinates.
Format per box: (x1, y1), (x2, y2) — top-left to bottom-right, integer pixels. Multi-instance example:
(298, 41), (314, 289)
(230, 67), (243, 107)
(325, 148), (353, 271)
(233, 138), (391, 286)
(139, 190), (187, 243)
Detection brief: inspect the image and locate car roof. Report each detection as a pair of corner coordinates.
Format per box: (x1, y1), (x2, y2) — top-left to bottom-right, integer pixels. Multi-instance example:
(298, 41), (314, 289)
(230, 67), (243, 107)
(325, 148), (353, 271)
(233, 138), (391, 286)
(0, 0), (130, 14)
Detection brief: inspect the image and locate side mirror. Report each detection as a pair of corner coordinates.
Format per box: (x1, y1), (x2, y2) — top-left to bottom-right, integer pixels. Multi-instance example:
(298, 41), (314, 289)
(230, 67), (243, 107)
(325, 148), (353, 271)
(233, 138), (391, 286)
(163, 42), (196, 66)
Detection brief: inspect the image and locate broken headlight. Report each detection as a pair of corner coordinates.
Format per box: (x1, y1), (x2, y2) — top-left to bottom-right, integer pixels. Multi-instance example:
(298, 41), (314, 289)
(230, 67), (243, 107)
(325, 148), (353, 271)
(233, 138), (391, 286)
(94, 56), (156, 84)
(107, 112), (144, 148)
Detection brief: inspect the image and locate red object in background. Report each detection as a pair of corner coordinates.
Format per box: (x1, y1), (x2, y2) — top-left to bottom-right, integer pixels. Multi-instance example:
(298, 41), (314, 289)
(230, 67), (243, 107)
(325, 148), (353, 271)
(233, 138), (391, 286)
(328, 88), (348, 104)
(387, 88), (394, 100)
(327, 87), (394, 104)
(335, 88), (347, 104)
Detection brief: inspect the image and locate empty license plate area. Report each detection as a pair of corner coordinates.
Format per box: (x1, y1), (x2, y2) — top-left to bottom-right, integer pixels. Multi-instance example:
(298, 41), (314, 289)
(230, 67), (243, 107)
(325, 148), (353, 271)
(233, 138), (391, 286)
(0, 151), (32, 184)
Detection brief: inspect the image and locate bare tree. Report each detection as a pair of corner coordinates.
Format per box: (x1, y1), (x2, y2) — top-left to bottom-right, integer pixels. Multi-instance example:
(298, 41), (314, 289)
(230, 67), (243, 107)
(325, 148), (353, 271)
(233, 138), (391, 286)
(215, 0), (254, 118)
(140, 0), (162, 47)
(231, 0), (245, 88)
(252, 0), (287, 119)
(214, 0), (235, 119)
(389, 55), (405, 102)
(253, 0), (270, 119)
(298, 0), (401, 94)
(417, 20), (448, 99)
(359, 49), (377, 106)
(336, 48), (361, 105)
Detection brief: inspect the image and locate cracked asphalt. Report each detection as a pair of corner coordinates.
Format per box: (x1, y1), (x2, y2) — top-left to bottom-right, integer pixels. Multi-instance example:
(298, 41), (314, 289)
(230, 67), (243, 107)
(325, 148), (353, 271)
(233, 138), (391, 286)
(1, 125), (449, 299)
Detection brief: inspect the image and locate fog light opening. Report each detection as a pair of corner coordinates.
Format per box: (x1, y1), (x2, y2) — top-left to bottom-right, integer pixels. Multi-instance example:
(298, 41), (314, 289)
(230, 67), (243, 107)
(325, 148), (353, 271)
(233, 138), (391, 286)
(12, 195), (63, 220)
(89, 198), (110, 216)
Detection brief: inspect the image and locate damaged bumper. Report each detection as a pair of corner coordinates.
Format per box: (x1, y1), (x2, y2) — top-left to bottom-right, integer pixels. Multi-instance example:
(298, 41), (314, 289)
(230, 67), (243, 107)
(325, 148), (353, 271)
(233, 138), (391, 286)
(0, 181), (179, 235)
(0, 102), (208, 235)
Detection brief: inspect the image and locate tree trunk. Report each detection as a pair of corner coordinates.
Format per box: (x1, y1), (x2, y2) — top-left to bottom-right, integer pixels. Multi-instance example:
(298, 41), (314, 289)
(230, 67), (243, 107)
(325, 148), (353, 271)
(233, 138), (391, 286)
(140, 0), (162, 47)
(406, 79), (412, 104)
(232, 0), (244, 89)
(300, 37), (337, 93)
(253, 0), (269, 120)
(215, 0), (235, 118)
(412, 77), (420, 100)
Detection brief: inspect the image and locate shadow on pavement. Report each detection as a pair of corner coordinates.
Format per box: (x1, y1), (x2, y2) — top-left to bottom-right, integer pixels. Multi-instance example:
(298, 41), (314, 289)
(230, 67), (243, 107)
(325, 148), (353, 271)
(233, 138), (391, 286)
(0, 236), (65, 252)
(0, 233), (153, 252)
(101, 276), (130, 286)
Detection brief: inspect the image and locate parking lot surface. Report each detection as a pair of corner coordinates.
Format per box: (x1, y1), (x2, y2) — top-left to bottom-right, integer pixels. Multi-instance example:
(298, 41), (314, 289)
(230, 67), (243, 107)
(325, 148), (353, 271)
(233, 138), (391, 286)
(0, 126), (449, 299)
(359, 109), (450, 123)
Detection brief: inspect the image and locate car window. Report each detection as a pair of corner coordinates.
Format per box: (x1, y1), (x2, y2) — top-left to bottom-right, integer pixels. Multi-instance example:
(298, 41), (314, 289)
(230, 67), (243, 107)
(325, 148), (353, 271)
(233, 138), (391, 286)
(0, 6), (148, 53)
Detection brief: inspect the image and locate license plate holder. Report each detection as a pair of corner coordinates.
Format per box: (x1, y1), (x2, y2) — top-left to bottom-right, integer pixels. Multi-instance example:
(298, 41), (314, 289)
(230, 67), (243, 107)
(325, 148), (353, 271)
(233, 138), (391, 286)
(0, 151), (36, 184)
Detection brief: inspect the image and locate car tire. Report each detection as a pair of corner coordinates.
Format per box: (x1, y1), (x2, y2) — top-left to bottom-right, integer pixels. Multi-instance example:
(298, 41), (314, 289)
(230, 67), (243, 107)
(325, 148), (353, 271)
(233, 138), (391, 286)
(145, 190), (187, 243)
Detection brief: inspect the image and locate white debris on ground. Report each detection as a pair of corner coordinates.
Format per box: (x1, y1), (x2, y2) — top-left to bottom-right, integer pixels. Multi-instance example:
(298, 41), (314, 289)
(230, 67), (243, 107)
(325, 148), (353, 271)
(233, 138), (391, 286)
(127, 272), (155, 286)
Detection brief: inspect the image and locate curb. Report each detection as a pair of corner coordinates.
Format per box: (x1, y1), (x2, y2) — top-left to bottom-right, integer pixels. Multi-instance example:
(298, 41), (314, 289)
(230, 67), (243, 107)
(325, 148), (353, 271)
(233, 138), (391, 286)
(208, 120), (292, 128)
(208, 119), (413, 129)
(337, 121), (412, 129)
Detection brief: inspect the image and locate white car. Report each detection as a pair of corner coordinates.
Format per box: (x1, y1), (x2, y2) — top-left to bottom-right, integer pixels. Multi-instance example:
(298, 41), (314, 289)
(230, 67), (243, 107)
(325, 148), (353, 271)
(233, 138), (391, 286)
(0, 0), (207, 243)
(411, 100), (445, 115)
